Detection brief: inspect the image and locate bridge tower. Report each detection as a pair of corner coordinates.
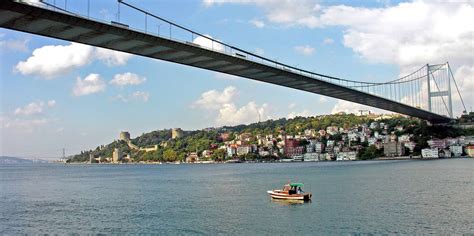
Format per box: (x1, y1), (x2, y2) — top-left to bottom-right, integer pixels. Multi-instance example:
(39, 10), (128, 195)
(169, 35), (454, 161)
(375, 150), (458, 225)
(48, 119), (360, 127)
(427, 63), (453, 118)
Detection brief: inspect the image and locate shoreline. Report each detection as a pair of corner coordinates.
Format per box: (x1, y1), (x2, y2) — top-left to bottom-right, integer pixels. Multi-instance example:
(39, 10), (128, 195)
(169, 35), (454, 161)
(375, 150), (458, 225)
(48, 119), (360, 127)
(59, 156), (472, 165)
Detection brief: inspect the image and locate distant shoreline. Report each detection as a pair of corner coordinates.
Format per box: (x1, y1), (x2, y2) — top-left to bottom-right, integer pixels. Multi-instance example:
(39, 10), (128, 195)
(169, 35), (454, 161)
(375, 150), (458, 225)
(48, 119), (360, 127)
(56, 156), (472, 165)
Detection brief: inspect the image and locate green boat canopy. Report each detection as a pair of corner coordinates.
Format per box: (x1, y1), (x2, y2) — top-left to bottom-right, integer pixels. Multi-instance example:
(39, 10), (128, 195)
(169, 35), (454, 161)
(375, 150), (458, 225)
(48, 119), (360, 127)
(289, 183), (304, 187)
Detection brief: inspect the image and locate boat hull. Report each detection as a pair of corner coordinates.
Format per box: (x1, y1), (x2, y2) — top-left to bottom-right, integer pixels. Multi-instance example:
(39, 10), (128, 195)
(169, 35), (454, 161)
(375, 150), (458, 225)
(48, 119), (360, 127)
(267, 190), (312, 201)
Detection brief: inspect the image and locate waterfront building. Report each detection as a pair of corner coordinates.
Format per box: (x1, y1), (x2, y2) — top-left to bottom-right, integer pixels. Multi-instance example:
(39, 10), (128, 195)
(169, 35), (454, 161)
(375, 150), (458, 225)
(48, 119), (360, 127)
(450, 145), (463, 157)
(314, 142), (325, 153)
(465, 146), (474, 157)
(404, 142), (416, 153)
(336, 151), (357, 161)
(185, 152), (199, 163)
(427, 139), (447, 149)
(171, 128), (183, 139)
(119, 131), (131, 141)
(383, 141), (405, 157)
(284, 138), (299, 154)
(237, 146), (251, 156)
(226, 146), (237, 157)
(285, 146), (304, 158)
(303, 153), (319, 161)
(321, 152), (335, 161)
(439, 149), (452, 158)
(422, 148), (439, 158)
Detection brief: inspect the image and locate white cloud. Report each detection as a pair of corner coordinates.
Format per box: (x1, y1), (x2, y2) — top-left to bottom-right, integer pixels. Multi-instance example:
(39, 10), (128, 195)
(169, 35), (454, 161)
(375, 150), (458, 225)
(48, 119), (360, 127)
(13, 100), (56, 116)
(1, 116), (52, 133)
(16, 43), (93, 78)
(14, 102), (43, 116)
(113, 91), (150, 103)
(95, 47), (132, 66)
(0, 36), (29, 52)
(318, 2), (474, 70)
(47, 100), (56, 107)
(192, 86), (271, 125)
(16, 43), (133, 78)
(204, 1), (473, 71)
(322, 38), (334, 45)
(130, 91), (150, 102)
(110, 72), (146, 87)
(72, 73), (106, 96)
(216, 101), (269, 126)
(250, 19), (265, 28)
(203, 0), (321, 28)
(294, 45), (315, 56)
(288, 103), (296, 109)
(193, 35), (225, 52)
(193, 86), (237, 109)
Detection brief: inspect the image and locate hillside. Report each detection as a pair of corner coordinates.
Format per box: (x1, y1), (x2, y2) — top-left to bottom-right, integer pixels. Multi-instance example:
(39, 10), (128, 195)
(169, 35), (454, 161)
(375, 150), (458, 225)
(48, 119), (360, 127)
(68, 113), (473, 163)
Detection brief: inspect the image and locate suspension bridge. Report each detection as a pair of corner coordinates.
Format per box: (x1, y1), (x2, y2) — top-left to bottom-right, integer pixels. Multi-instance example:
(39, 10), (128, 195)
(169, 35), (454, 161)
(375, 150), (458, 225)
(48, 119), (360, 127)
(0, 0), (467, 123)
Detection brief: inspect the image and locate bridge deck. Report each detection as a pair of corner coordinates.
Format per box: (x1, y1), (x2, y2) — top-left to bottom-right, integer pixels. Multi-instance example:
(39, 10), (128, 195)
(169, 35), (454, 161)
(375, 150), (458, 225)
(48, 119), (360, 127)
(0, 1), (451, 123)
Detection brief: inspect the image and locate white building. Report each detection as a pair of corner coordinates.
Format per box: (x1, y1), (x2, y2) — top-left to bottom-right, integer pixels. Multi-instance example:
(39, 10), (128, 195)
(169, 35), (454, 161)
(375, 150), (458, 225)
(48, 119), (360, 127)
(226, 147), (236, 157)
(336, 151), (357, 161)
(304, 153), (319, 161)
(449, 146), (463, 157)
(237, 146), (251, 156)
(422, 148), (439, 158)
(315, 142), (325, 153)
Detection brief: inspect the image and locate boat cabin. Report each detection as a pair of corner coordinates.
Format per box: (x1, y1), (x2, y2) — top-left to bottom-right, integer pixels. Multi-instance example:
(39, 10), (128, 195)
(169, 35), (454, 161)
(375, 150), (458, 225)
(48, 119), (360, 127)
(284, 183), (305, 195)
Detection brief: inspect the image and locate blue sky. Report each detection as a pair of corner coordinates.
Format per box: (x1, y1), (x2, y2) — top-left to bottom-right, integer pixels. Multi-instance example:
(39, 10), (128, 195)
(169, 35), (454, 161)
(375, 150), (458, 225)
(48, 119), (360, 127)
(1, 0), (473, 158)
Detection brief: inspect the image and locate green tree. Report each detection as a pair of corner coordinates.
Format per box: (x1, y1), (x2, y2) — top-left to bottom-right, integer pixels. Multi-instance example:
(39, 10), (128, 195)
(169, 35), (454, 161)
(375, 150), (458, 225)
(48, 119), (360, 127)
(211, 149), (226, 161)
(163, 149), (177, 162)
(358, 145), (382, 160)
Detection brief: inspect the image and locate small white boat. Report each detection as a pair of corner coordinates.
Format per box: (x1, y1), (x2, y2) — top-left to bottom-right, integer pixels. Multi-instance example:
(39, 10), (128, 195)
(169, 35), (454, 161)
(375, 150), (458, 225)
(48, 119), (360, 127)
(267, 183), (312, 201)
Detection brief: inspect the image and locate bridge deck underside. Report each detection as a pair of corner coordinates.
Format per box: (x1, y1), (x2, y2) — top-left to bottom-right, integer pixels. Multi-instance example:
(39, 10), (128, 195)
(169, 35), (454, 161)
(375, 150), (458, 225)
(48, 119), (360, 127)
(0, 1), (451, 123)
